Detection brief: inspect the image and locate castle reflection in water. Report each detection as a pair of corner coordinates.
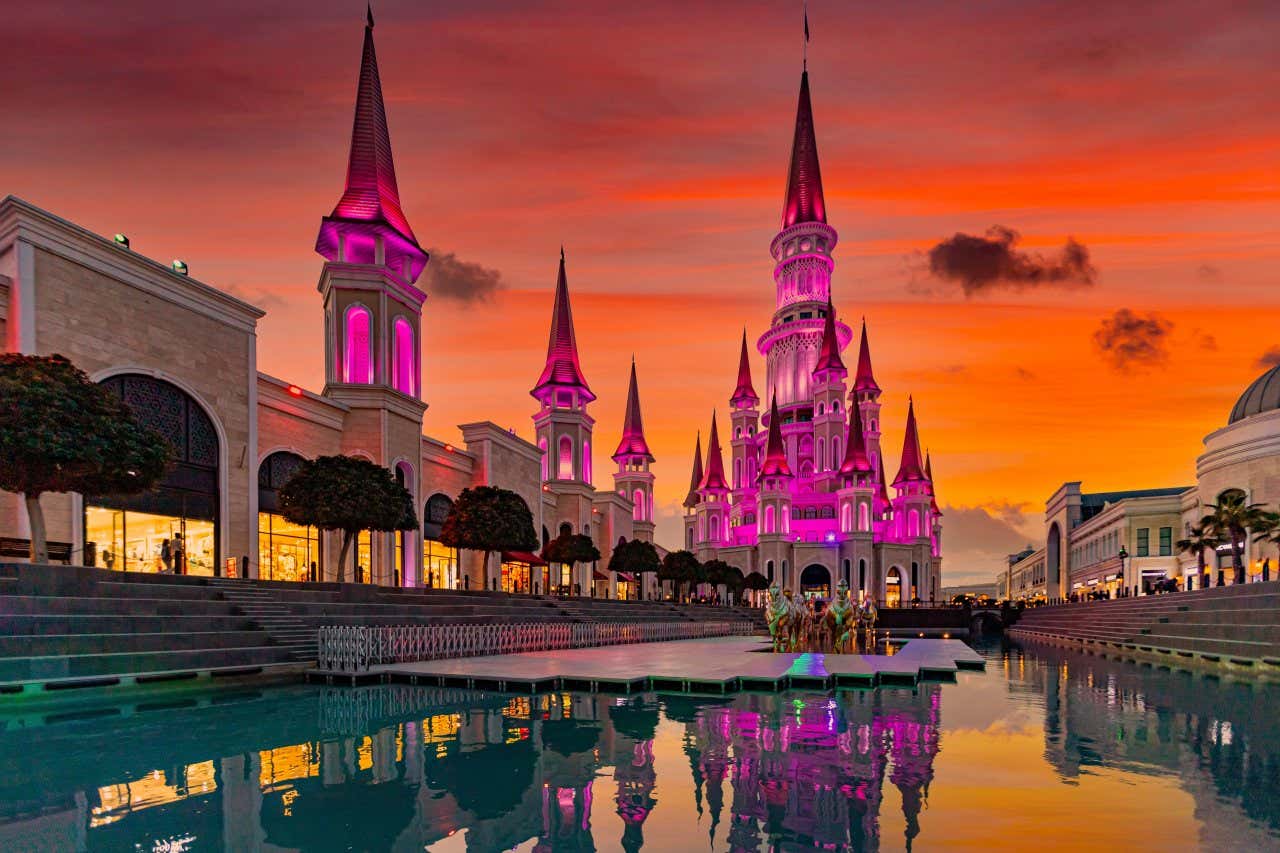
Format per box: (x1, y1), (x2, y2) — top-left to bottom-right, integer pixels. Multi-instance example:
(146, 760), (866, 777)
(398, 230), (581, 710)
(1, 641), (1278, 851)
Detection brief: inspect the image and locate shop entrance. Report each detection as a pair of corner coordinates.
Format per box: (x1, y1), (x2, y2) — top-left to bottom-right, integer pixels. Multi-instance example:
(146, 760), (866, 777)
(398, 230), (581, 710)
(800, 564), (831, 599)
(885, 567), (903, 608)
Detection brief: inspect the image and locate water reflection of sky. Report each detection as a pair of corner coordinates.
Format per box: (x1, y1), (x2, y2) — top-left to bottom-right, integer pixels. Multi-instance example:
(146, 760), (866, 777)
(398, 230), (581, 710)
(1, 640), (1278, 851)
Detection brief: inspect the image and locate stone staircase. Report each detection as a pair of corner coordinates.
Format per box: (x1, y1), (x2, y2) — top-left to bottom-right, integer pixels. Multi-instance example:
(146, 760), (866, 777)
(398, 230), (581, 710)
(206, 577), (316, 662)
(1009, 580), (1280, 672)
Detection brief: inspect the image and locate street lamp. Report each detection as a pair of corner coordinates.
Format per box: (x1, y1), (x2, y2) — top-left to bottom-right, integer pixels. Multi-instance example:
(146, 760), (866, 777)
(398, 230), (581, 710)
(1118, 547), (1129, 597)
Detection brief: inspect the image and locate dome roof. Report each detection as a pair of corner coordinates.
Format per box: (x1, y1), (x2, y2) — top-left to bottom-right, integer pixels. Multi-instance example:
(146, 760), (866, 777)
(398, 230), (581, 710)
(1229, 364), (1280, 424)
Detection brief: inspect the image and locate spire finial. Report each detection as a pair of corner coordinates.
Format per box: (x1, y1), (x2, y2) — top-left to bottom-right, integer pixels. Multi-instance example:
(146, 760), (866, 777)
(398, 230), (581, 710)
(803, 2), (810, 71)
(366, 3), (374, 29)
(560, 244), (565, 263)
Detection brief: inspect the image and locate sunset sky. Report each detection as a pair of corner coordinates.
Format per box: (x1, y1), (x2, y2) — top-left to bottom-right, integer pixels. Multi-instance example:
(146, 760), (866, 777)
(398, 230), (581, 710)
(5, 1), (1278, 583)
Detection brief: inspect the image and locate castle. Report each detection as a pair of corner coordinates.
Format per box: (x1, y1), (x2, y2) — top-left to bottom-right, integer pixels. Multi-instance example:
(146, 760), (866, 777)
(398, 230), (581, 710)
(683, 68), (942, 605)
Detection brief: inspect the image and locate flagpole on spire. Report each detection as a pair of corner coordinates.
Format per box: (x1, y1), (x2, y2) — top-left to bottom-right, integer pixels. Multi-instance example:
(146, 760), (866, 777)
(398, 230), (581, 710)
(803, 1), (810, 71)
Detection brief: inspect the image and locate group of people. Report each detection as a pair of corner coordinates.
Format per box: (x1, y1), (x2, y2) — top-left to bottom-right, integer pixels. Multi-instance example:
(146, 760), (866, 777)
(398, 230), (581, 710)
(765, 580), (878, 654)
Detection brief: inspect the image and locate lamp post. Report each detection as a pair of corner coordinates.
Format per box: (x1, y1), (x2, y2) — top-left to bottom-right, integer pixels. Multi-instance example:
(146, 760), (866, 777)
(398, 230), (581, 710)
(1118, 547), (1129, 598)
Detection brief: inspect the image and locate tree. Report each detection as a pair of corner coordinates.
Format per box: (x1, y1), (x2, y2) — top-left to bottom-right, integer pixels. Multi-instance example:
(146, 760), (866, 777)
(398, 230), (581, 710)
(278, 455), (417, 583)
(1176, 519), (1221, 590)
(0, 353), (170, 563)
(1205, 489), (1265, 585)
(702, 559), (741, 600)
(659, 550), (701, 601)
(607, 538), (661, 599)
(543, 532), (601, 594)
(440, 486), (538, 589)
(1252, 510), (1280, 582)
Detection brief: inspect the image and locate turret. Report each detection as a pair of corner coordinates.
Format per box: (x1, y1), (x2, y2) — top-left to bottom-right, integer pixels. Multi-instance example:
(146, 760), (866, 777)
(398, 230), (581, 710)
(613, 360), (655, 539)
(756, 396), (794, 589)
(696, 413), (730, 550)
(892, 399), (932, 545)
(532, 250), (595, 483)
(728, 331), (761, 529)
(682, 432), (703, 550)
(812, 296), (848, 493)
(852, 319), (882, 477)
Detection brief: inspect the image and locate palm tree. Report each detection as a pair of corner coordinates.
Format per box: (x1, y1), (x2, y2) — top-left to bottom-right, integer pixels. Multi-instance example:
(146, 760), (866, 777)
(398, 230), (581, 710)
(1252, 510), (1280, 583)
(1176, 519), (1220, 591)
(1205, 490), (1266, 585)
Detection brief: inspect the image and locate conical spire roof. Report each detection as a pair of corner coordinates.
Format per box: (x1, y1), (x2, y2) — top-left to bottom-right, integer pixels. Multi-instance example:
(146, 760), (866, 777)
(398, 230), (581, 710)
(317, 9), (428, 280)
(926, 451), (941, 515)
(758, 396), (793, 480)
(877, 454), (890, 505)
(852, 320), (880, 394)
(612, 360), (653, 461)
(814, 297), (846, 374)
(532, 250), (595, 402)
(701, 413), (729, 491)
(781, 71), (826, 229)
(683, 432), (704, 508)
(839, 398), (872, 475)
(892, 399), (928, 486)
(730, 331), (759, 406)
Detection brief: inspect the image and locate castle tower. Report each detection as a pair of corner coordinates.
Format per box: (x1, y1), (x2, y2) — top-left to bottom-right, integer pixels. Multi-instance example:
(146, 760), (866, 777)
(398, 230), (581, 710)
(729, 331), (760, 522)
(612, 360), (655, 542)
(315, 8), (427, 586)
(759, 69), (850, 412)
(925, 451), (944, 592)
(892, 400), (932, 560)
(837, 402), (876, 595)
(695, 413), (730, 553)
(683, 433), (703, 551)
(757, 396), (794, 589)
(532, 249), (596, 484)
(812, 296), (848, 493)
(852, 320), (883, 479)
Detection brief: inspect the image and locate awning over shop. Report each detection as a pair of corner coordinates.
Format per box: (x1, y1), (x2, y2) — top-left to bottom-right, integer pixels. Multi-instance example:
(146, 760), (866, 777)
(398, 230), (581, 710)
(593, 569), (609, 581)
(616, 572), (636, 583)
(502, 551), (547, 566)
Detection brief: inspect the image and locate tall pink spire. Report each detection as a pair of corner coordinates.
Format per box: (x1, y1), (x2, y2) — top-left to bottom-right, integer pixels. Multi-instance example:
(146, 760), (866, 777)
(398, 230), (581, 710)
(683, 432), (704, 508)
(893, 398), (928, 486)
(877, 454), (891, 505)
(532, 249), (595, 403)
(612, 360), (653, 462)
(814, 297), (845, 374)
(781, 71), (826, 229)
(758, 396), (793, 480)
(316, 7), (428, 282)
(839, 399), (872, 475)
(701, 412), (729, 491)
(852, 319), (880, 394)
(730, 330), (759, 406)
(926, 450), (941, 514)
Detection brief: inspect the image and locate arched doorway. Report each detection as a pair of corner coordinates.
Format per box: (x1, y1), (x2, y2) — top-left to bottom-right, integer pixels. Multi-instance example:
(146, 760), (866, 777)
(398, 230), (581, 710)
(422, 493), (456, 589)
(885, 567), (903, 608)
(258, 451), (318, 581)
(800, 564), (831, 599)
(1047, 523), (1062, 598)
(84, 374), (220, 575)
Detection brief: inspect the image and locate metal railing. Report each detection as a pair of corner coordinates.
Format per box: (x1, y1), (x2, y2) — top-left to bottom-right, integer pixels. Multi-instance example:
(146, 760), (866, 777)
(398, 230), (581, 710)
(317, 620), (756, 674)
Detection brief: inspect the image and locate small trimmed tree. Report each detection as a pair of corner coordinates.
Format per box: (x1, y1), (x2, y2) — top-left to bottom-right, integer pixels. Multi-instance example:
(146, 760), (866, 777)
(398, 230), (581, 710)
(440, 486), (538, 589)
(660, 549), (701, 601)
(0, 353), (171, 563)
(607, 537), (661, 599)
(277, 455), (417, 583)
(702, 558), (740, 601)
(543, 532), (601, 594)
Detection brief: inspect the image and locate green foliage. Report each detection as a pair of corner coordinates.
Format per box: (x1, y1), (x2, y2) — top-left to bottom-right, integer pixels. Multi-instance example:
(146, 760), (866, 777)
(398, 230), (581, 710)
(607, 538), (661, 577)
(440, 486), (538, 586)
(1176, 519), (1221, 573)
(543, 532), (600, 568)
(1206, 489), (1266, 580)
(0, 353), (171, 562)
(278, 455), (416, 582)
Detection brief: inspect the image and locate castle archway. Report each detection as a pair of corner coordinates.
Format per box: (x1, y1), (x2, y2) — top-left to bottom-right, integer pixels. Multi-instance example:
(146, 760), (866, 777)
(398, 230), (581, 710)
(885, 566), (903, 608)
(800, 564), (831, 599)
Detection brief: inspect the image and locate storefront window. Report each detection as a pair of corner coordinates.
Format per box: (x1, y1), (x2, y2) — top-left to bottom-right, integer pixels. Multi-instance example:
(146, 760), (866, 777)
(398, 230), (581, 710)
(424, 539), (456, 589)
(257, 513), (319, 582)
(86, 506), (215, 576)
(501, 559), (532, 594)
(356, 531), (372, 583)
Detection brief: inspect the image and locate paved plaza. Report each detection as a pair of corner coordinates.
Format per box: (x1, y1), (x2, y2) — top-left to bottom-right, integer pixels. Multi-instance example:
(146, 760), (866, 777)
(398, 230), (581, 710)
(368, 636), (985, 693)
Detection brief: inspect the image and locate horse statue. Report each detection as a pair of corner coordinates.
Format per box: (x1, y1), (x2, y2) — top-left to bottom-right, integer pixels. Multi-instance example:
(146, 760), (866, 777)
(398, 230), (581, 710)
(766, 586), (792, 652)
(807, 597), (833, 653)
(829, 580), (856, 654)
(856, 593), (878, 651)
(786, 590), (808, 652)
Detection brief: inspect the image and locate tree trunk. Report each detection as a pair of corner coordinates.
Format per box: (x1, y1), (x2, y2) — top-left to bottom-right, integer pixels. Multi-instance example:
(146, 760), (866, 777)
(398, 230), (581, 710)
(24, 493), (48, 565)
(482, 550), (491, 591)
(1232, 530), (1245, 584)
(337, 530), (353, 584)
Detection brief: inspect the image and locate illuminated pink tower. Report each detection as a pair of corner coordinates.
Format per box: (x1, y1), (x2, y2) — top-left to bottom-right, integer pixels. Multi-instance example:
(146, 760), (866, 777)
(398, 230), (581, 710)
(612, 359), (655, 543)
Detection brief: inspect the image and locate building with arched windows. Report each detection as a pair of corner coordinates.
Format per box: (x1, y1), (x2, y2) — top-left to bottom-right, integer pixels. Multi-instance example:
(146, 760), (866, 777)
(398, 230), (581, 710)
(0, 12), (650, 594)
(680, 66), (942, 605)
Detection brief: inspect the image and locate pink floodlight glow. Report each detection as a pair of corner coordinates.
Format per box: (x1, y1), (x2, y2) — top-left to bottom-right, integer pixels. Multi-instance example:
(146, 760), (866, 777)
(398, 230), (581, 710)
(558, 435), (574, 479)
(343, 304), (373, 383)
(392, 316), (414, 395)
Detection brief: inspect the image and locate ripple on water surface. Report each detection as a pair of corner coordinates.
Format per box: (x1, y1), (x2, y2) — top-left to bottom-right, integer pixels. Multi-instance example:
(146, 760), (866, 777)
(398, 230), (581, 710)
(0, 639), (1277, 851)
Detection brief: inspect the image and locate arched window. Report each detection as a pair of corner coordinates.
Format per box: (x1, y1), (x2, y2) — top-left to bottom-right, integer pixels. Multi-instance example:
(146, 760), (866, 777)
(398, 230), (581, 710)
(858, 558), (866, 592)
(734, 458), (742, 489)
(832, 399), (840, 413)
(343, 304), (373, 384)
(539, 437), (549, 480)
(558, 435), (574, 479)
(816, 438), (825, 471)
(843, 558), (851, 584)
(908, 508), (920, 538)
(781, 505), (790, 534)
(711, 515), (720, 541)
(391, 317), (414, 395)
(559, 521), (573, 537)
(858, 502), (870, 531)
(841, 503), (851, 531)
(766, 559), (775, 581)
(582, 439), (591, 483)
(633, 489), (645, 521)
(698, 516), (706, 541)
(832, 437), (841, 468)
(764, 505), (776, 534)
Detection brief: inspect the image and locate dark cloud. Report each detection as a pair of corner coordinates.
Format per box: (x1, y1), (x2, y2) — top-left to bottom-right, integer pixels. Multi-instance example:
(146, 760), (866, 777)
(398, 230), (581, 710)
(1197, 264), (1223, 282)
(1256, 346), (1280, 370)
(1198, 332), (1218, 351)
(937, 503), (1040, 585)
(1014, 367), (1037, 382)
(1093, 309), (1173, 372)
(424, 250), (504, 303)
(926, 225), (1097, 296)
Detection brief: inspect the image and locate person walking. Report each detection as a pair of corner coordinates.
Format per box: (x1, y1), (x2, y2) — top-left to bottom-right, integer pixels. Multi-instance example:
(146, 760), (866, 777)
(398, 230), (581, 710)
(172, 534), (185, 575)
(160, 538), (173, 574)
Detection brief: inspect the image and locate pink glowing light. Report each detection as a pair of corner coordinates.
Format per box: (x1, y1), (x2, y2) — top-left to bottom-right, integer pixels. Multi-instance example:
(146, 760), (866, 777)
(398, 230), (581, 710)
(343, 304), (372, 384)
(391, 316), (414, 395)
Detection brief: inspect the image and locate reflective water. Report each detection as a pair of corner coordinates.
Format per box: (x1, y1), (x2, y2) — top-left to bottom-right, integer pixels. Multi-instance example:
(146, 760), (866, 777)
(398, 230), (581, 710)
(2, 640), (1278, 851)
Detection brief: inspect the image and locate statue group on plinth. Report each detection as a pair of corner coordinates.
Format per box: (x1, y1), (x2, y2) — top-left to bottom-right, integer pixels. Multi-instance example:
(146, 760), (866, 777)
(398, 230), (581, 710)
(766, 580), (877, 654)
